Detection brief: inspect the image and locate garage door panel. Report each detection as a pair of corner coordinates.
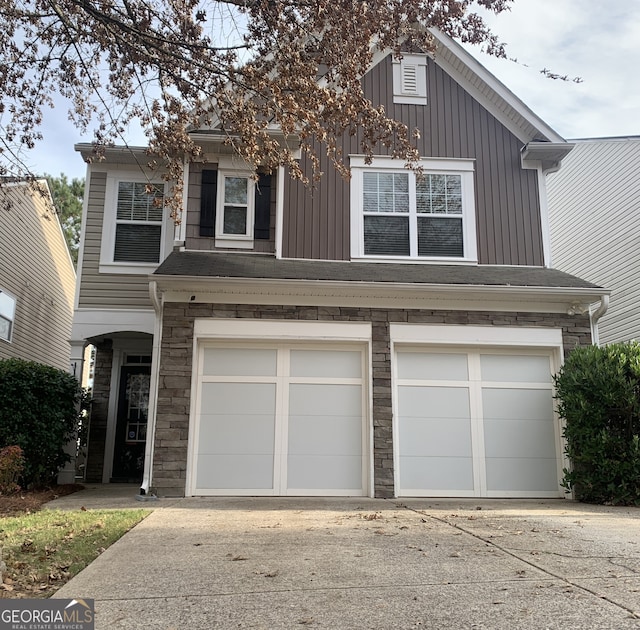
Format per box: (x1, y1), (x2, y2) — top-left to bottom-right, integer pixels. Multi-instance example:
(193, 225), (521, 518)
(397, 352), (468, 380)
(399, 417), (472, 457)
(194, 345), (366, 496)
(288, 455), (362, 491)
(196, 454), (274, 490)
(203, 348), (277, 376)
(401, 456), (474, 492)
(398, 386), (471, 419)
(199, 413), (276, 454)
(200, 383), (277, 415)
(486, 457), (560, 493)
(480, 354), (551, 383)
(290, 350), (361, 378)
(289, 384), (361, 416)
(396, 347), (561, 498)
(482, 388), (554, 421)
(483, 418), (557, 459)
(288, 415), (362, 456)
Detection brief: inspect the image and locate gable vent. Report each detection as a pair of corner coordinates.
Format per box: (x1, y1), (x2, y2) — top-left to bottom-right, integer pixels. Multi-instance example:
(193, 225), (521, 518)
(402, 64), (418, 94)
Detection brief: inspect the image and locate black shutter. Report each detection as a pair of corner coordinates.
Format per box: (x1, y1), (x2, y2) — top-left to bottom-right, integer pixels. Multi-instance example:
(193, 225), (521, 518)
(199, 169), (217, 237)
(254, 173), (272, 240)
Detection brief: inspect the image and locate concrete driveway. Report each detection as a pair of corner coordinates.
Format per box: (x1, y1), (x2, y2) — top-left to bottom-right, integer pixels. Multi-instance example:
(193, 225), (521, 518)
(48, 489), (640, 629)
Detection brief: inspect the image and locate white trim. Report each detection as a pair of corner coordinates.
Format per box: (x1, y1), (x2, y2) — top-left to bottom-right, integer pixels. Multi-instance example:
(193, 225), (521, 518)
(193, 318), (372, 341)
(99, 171), (172, 273)
(275, 165), (285, 259)
(159, 277), (601, 315)
(74, 163), (92, 310)
(72, 308), (155, 341)
(214, 170), (256, 246)
(0, 286), (17, 343)
(103, 348), (123, 483)
(389, 324), (563, 347)
(349, 156), (478, 263)
(537, 166), (552, 268)
(428, 29), (565, 144)
(392, 53), (428, 105)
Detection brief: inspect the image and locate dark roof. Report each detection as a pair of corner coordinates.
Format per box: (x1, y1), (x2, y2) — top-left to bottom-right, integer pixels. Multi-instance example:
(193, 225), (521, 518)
(155, 251), (601, 290)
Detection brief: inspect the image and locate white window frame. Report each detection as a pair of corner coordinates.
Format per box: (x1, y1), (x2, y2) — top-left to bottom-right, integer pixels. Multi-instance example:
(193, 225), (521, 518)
(392, 53), (428, 105)
(350, 156), (477, 263)
(0, 288), (16, 343)
(214, 170), (256, 249)
(99, 171), (171, 275)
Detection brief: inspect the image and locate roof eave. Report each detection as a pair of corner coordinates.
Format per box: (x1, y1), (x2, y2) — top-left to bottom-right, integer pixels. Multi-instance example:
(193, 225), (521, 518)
(152, 273), (608, 313)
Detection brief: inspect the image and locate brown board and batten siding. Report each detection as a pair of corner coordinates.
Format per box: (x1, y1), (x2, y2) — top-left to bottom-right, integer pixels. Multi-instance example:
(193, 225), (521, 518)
(281, 54), (543, 265)
(77, 170), (153, 310)
(0, 184), (75, 371)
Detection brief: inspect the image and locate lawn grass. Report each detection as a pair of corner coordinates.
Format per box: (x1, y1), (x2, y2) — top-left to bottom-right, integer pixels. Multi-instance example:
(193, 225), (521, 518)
(0, 508), (149, 597)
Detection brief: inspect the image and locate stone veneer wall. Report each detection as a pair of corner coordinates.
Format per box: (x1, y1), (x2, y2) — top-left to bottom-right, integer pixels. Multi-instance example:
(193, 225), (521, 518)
(85, 340), (113, 483)
(152, 303), (592, 497)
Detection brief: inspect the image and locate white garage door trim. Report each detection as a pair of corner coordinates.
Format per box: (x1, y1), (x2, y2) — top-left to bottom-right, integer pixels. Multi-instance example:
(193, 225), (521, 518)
(390, 325), (567, 499)
(187, 320), (372, 497)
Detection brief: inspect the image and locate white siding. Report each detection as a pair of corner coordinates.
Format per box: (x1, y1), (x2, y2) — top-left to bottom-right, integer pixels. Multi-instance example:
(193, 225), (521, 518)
(547, 137), (640, 344)
(0, 183), (76, 370)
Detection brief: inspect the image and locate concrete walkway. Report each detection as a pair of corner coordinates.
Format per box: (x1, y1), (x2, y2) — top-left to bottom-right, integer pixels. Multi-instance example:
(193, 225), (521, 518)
(47, 487), (640, 629)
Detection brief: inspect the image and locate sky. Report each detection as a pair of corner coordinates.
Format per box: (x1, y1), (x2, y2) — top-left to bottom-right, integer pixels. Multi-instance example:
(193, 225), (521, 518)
(23, 0), (640, 181)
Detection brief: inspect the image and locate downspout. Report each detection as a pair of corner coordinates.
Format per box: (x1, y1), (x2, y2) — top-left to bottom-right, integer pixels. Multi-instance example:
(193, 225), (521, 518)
(137, 280), (163, 499)
(589, 294), (610, 346)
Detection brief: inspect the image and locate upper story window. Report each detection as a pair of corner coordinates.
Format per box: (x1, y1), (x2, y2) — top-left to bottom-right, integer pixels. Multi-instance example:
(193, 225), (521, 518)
(199, 166), (272, 249)
(392, 53), (428, 105)
(215, 171), (255, 248)
(100, 171), (171, 274)
(115, 182), (164, 262)
(350, 156), (477, 262)
(0, 289), (16, 342)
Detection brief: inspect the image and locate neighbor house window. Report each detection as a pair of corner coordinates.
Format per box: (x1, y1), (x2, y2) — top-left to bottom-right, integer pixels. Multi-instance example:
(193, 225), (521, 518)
(114, 181), (164, 263)
(351, 156), (477, 261)
(0, 289), (16, 342)
(215, 171), (255, 247)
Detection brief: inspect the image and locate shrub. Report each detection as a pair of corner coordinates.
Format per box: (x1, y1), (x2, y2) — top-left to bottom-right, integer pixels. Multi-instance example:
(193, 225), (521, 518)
(554, 342), (640, 505)
(0, 445), (25, 494)
(0, 358), (81, 487)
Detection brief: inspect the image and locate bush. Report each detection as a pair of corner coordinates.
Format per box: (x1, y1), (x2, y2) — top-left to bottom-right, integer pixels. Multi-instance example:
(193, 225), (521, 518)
(0, 358), (81, 487)
(0, 445), (25, 494)
(554, 342), (640, 505)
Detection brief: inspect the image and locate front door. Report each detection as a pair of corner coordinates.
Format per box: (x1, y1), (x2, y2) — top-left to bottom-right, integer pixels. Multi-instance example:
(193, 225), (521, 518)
(111, 366), (151, 482)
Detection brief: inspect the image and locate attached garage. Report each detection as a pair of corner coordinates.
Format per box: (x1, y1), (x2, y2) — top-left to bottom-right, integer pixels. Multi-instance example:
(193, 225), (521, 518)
(187, 325), (370, 496)
(392, 325), (566, 498)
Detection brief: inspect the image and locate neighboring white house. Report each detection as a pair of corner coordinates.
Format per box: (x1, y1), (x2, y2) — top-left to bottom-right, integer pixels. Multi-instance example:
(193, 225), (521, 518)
(547, 136), (640, 345)
(0, 180), (76, 370)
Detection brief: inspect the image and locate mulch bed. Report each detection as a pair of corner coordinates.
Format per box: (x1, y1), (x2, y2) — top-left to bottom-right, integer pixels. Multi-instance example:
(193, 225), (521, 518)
(0, 484), (84, 516)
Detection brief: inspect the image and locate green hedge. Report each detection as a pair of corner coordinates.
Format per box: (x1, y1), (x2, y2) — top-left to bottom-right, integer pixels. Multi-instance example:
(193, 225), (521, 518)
(554, 342), (640, 505)
(0, 358), (81, 487)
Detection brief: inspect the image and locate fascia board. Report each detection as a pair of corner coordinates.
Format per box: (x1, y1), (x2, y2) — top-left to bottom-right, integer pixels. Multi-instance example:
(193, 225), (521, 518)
(153, 274), (607, 313)
(427, 29), (566, 145)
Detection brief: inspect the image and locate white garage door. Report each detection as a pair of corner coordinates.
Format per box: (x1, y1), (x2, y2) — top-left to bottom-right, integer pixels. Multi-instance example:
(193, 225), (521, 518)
(192, 345), (367, 496)
(396, 349), (562, 498)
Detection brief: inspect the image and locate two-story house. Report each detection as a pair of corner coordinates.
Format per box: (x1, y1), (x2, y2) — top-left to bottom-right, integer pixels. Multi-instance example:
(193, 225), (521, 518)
(71, 30), (608, 499)
(0, 180), (76, 371)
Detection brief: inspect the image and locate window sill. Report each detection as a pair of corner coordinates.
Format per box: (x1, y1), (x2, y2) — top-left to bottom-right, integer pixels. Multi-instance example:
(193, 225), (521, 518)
(99, 262), (159, 275)
(351, 256), (478, 266)
(214, 238), (254, 250)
